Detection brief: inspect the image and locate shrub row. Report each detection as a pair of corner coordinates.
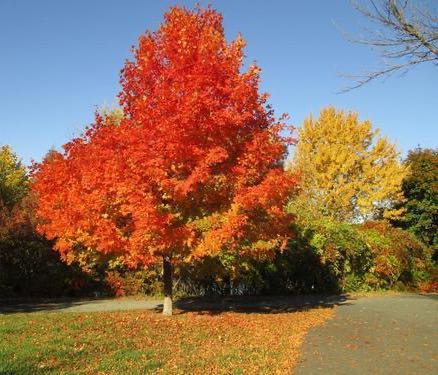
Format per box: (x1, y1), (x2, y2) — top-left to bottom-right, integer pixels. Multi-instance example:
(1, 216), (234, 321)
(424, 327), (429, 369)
(100, 220), (434, 297)
(1, 220), (433, 298)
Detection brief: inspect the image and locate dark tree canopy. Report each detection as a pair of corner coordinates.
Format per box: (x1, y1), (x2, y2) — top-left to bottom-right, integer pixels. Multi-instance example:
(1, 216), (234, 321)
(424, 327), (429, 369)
(397, 148), (437, 254)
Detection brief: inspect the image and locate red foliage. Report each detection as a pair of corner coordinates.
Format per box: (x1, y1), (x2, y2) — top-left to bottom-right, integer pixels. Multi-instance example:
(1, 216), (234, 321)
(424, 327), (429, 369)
(31, 6), (297, 269)
(105, 272), (127, 297)
(419, 281), (438, 293)
(0, 193), (38, 239)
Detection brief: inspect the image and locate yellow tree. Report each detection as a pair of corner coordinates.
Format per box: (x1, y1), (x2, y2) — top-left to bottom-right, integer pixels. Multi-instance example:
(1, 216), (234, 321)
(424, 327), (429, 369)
(0, 145), (28, 211)
(290, 107), (408, 222)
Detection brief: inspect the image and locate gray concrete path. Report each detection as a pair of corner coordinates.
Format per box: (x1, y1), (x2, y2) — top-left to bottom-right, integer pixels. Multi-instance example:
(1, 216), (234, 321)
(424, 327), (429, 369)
(0, 294), (346, 314)
(0, 297), (162, 313)
(295, 294), (438, 375)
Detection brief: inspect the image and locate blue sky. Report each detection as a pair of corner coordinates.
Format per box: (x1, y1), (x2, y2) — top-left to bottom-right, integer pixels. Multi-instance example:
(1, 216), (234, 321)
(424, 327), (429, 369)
(1, 0), (437, 165)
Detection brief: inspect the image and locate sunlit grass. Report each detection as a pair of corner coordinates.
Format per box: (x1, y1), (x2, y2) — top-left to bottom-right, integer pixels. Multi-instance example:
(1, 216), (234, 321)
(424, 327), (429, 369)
(0, 307), (333, 374)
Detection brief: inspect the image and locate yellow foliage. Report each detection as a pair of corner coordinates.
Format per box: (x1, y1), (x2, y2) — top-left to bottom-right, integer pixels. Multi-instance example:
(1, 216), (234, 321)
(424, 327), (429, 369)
(0, 145), (28, 210)
(290, 107), (408, 222)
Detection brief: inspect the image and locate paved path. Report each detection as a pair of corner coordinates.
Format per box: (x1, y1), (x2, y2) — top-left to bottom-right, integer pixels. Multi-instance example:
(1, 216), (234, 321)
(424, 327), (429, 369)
(0, 297), (162, 313)
(0, 294), (347, 314)
(295, 294), (438, 375)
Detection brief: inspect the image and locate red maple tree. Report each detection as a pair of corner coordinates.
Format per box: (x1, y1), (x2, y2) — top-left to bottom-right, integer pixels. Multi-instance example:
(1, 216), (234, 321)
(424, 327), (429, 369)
(32, 6), (297, 315)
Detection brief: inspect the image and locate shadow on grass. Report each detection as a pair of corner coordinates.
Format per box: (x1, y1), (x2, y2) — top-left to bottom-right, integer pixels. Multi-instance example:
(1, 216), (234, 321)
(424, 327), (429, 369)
(0, 361), (54, 375)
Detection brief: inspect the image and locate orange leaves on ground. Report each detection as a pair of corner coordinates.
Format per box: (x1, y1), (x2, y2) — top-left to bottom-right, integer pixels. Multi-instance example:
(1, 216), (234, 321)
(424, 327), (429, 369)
(31, 6), (297, 268)
(0, 307), (333, 374)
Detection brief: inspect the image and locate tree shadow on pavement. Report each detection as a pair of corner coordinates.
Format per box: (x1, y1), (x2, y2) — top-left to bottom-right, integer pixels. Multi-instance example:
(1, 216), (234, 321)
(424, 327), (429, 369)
(0, 297), (110, 314)
(0, 297), (162, 314)
(0, 294), (354, 315)
(169, 294), (352, 315)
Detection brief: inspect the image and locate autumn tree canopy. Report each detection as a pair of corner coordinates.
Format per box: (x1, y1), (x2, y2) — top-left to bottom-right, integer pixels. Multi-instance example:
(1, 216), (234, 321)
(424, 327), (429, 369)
(289, 107), (408, 222)
(32, 6), (297, 314)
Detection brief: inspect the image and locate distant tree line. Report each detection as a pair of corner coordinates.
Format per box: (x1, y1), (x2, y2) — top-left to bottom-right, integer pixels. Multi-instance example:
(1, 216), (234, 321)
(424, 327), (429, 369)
(1, 111), (436, 299)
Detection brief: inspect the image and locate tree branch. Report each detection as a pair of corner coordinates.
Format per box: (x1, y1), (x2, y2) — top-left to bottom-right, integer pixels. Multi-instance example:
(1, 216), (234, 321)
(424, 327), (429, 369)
(339, 0), (438, 92)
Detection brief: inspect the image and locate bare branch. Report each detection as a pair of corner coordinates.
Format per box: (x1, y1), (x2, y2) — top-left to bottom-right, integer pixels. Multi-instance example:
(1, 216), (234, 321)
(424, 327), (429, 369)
(339, 0), (438, 92)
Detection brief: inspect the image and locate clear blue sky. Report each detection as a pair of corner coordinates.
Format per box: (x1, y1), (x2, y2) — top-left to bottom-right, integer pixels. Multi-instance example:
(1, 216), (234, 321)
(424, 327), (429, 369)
(1, 0), (437, 165)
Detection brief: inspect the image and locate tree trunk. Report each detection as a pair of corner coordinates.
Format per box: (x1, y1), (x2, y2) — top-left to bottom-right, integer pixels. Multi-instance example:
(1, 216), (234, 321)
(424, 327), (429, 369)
(162, 255), (173, 316)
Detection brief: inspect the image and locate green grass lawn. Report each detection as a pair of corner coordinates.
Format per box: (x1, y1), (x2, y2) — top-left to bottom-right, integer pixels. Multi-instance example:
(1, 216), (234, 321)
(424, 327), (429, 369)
(0, 307), (332, 374)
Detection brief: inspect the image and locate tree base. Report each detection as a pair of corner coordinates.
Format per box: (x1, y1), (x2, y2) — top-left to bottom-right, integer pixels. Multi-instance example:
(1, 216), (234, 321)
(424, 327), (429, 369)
(162, 296), (173, 316)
